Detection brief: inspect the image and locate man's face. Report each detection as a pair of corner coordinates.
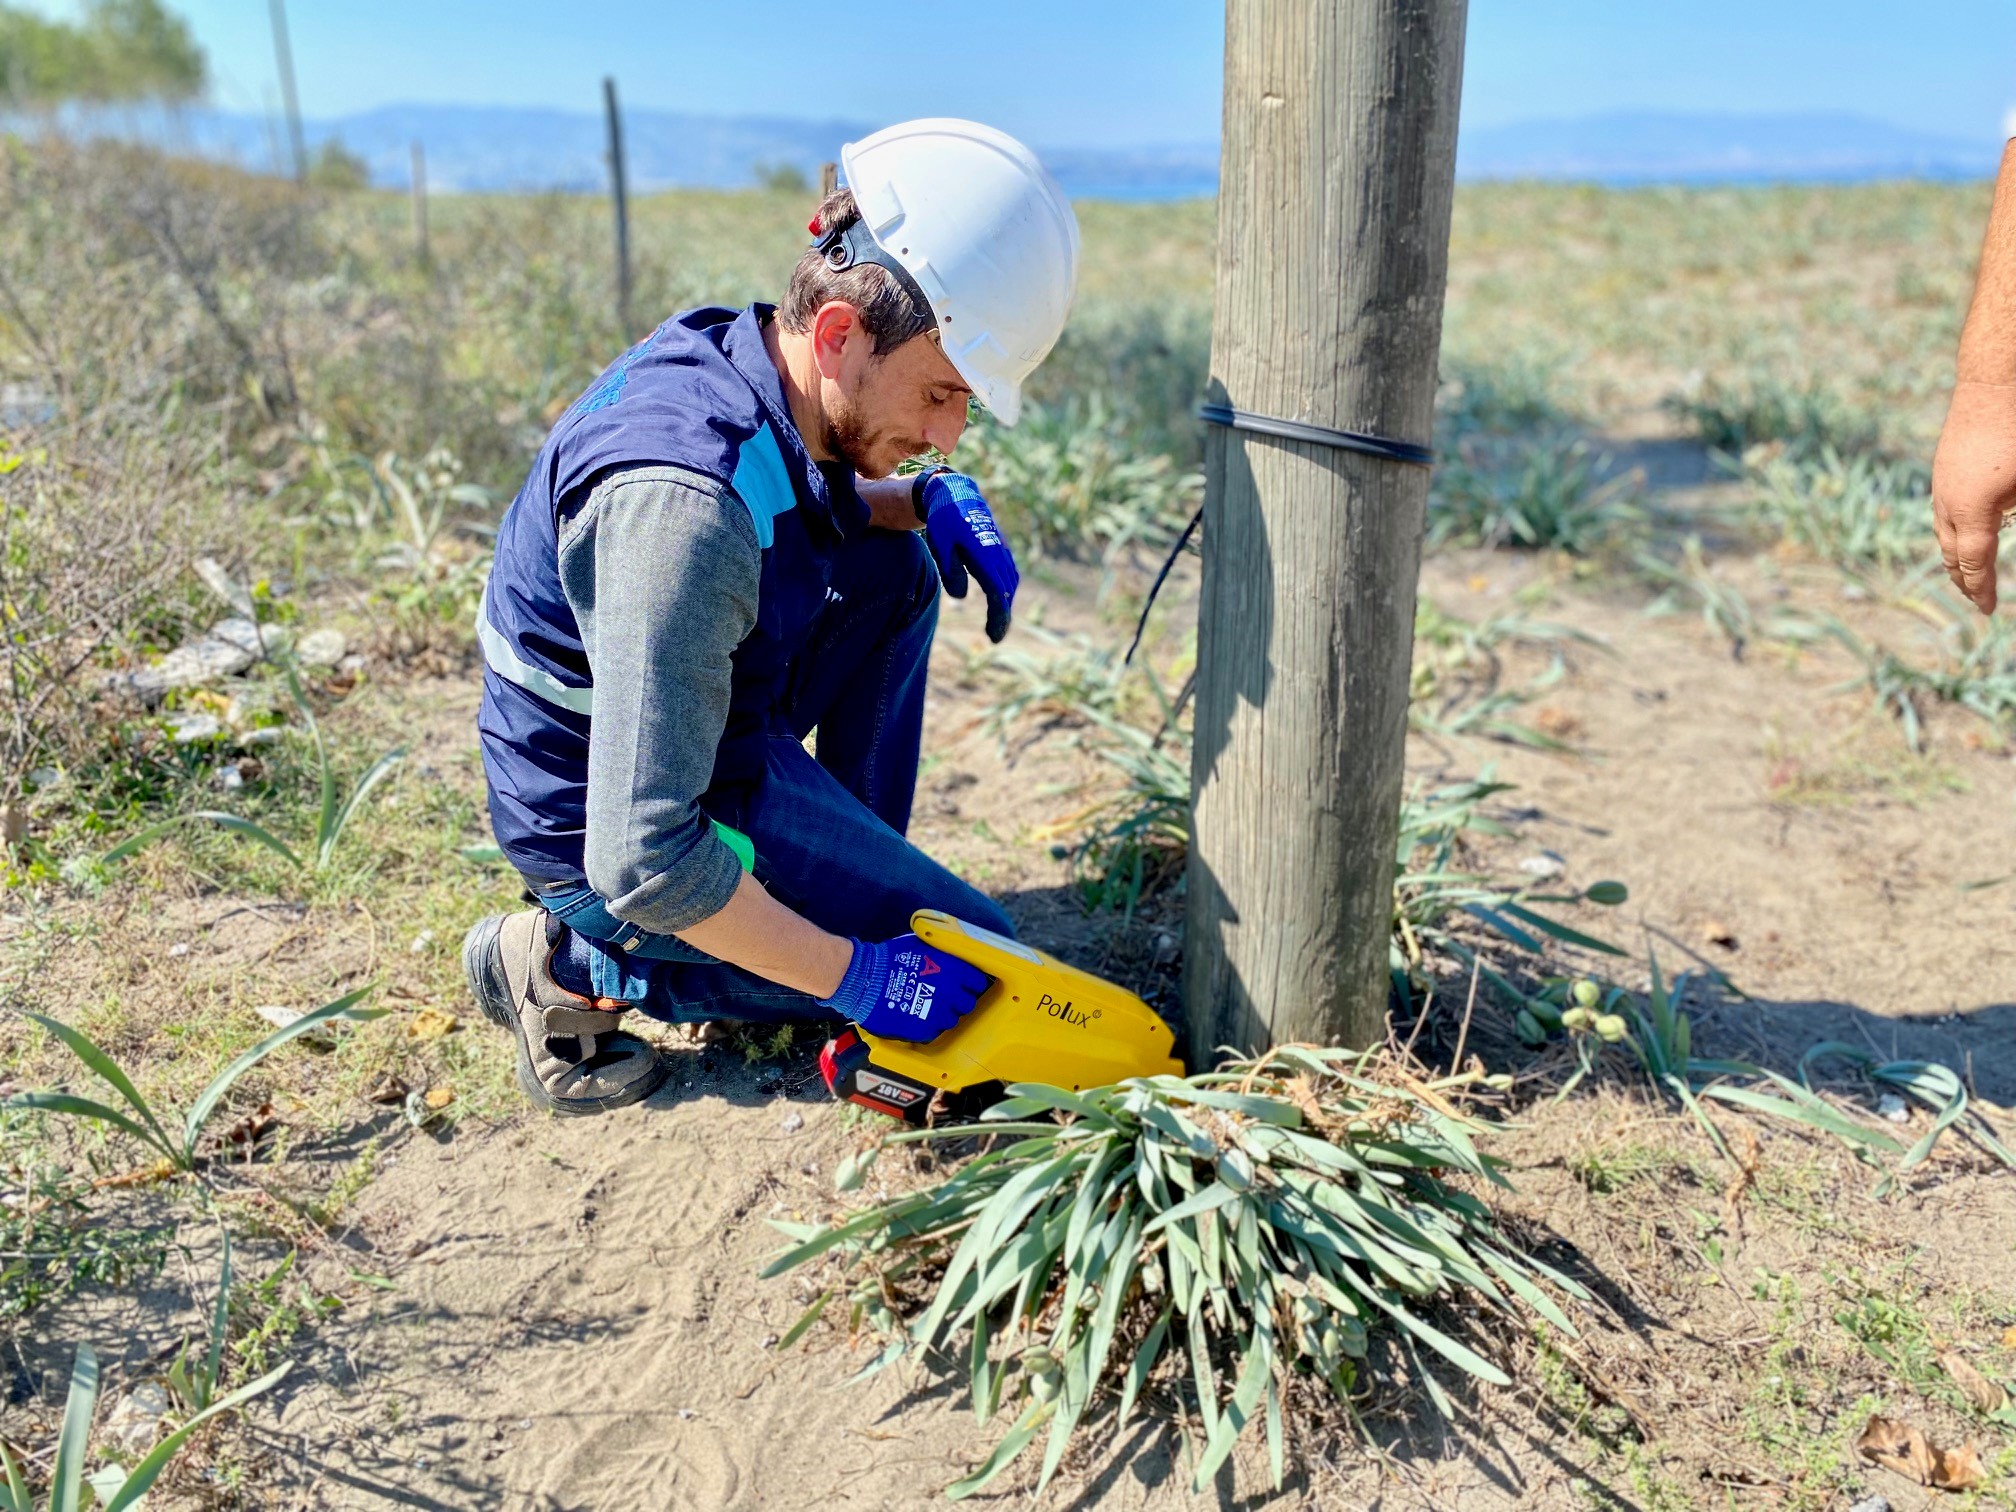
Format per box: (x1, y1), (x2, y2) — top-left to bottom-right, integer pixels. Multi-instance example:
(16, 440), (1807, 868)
(812, 301), (972, 478)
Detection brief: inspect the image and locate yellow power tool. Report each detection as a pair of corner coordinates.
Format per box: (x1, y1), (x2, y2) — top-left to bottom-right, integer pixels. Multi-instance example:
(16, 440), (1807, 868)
(817, 909), (1185, 1121)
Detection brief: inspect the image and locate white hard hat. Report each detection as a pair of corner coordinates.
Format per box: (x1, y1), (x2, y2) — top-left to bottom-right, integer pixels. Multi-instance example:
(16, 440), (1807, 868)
(840, 118), (1080, 427)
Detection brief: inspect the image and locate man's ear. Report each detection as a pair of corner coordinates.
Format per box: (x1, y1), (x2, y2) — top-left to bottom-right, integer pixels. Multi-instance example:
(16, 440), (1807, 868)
(809, 300), (866, 380)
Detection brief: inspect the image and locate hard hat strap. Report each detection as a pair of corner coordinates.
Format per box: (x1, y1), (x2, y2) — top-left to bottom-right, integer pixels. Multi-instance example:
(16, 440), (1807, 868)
(811, 217), (938, 334)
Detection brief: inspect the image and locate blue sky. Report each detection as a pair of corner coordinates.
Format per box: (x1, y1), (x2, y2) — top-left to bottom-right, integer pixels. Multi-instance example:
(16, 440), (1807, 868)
(27, 0), (2016, 147)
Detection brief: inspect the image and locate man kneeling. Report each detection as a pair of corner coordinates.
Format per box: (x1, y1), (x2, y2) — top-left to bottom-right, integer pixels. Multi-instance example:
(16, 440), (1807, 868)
(462, 120), (1080, 1113)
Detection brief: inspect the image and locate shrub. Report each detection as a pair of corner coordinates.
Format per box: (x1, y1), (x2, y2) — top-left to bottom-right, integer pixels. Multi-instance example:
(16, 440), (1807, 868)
(1744, 446), (1931, 575)
(1428, 432), (1645, 554)
(767, 1048), (1587, 1497)
(1666, 375), (1882, 459)
(1436, 353), (1575, 439)
(960, 396), (1201, 563)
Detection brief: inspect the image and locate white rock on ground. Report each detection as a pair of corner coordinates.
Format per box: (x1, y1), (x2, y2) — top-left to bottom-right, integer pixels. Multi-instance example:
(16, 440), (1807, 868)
(105, 617), (300, 704)
(106, 637), (256, 702)
(104, 1381), (170, 1455)
(162, 711), (222, 744)
(295, 627), (348, 668)
(192, 556), (256, 618)
(209, 617), (292, 658)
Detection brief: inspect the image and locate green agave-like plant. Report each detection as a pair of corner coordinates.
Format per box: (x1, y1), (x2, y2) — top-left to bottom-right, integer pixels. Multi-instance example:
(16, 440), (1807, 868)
(1612, 952), (2015, 1195)
(105, 662), (404, 875)
(6, 988), (381, 1175)
(0, 1340), (288, 1512)
(764, 1047), (1587, 1499)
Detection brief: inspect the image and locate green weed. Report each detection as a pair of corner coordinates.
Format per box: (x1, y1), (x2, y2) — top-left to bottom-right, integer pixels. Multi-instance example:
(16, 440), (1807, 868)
(1636, 536), (1780, 659)
(6, 988), (382, 1175)
(1391, 777), (1630, 1016)
(1530, 1322), (1634, 1448)
(227, 1250), (337, 1386)
(959, 395), (1201, 564)
(0, 1127), (168, 1321)
(98, 663), (404, 876)
(1665, 375), (1883, 459)
(1411, 601), (1604, 748)
(1809, 604), (2016, 753)
(165, 1230), (238, 1415)
(1704, 1045), (2016, 1198)
(735, 1024), (797, 1066)
(1437, 353), (1577, 438)
(1566, 1142), (1689, 1196)
(976, 628), (1132, 746)
(0, 1337), (286, 1512)
(1048, 709), (1191, 919)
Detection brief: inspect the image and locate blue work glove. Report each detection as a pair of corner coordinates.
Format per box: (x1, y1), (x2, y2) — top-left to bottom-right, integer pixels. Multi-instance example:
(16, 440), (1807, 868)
(820, 933), (990, 1043)
(918, 471), (1019, 643)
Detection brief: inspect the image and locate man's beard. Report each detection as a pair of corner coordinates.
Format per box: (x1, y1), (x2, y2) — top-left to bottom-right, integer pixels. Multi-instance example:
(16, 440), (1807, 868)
(823, 390), (912, 479)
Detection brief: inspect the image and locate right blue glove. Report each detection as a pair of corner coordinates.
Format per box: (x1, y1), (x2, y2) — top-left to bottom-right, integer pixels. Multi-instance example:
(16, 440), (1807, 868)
(820, 934), (990, 1043)
(918, 471), (1020, 643)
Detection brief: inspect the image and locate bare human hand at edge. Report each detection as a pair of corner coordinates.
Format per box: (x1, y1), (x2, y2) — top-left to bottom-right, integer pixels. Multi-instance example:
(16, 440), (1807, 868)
(1933, 139), (2016, 614)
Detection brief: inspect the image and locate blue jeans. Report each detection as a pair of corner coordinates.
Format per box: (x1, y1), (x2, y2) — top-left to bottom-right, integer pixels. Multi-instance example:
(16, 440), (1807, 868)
(535, 529), (1013, 1024)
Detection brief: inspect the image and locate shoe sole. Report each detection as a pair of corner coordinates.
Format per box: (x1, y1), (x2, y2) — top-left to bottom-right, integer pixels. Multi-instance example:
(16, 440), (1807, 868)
(462, 913), (669, 1118)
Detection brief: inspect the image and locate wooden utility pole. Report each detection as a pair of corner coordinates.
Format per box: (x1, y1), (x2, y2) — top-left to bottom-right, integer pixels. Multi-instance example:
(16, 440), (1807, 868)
(409, 141), (430, 268)
(267, 0), (307, 183)
(1183, 0), (1468, 1064)
(819, 160), (837, 197)
(603, 76), (633, 342)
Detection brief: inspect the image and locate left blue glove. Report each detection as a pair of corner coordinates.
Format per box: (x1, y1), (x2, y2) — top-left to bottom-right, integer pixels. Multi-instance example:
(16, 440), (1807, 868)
(918, 471), (1019, 643)
(820, 933), (991, 1043)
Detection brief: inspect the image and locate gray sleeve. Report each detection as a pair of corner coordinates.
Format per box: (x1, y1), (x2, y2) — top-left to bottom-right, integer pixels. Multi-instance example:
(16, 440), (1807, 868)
(558, 464), (761, 934)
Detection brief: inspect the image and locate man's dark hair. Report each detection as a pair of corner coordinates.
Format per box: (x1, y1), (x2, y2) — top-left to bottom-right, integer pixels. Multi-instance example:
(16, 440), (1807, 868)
(779, 188), (936, 353)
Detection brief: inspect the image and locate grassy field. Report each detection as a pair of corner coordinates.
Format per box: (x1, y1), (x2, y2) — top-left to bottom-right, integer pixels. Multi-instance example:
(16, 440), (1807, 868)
(3, 136), (2015, 1509)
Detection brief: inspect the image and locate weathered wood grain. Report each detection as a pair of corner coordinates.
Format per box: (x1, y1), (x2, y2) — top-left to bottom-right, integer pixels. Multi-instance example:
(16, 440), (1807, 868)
(1185, 0), (1468, 1061)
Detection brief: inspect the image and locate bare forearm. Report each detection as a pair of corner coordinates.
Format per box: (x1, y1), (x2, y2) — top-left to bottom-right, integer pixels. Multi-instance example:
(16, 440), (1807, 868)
(859, 474), (924, 532)
(1958, 141), (2016, 385)
(673, 871), (852, 998)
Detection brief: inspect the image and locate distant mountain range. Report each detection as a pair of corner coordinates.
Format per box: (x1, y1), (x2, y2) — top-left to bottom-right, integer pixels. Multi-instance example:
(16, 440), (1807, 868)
(1456, 111), (2002, 185)
(13, 104), (2006, 197)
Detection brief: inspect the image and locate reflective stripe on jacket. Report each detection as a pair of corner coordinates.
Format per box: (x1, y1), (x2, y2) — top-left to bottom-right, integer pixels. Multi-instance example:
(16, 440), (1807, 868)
(476, 303), (868, 884)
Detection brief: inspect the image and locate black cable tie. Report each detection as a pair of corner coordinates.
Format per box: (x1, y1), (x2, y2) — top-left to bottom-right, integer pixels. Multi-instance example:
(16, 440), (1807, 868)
(1197, 402), (1434, 468)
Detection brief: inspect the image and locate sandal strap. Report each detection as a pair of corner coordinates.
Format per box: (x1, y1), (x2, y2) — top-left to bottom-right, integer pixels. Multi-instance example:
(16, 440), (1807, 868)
(541, 1003), (628, 1039)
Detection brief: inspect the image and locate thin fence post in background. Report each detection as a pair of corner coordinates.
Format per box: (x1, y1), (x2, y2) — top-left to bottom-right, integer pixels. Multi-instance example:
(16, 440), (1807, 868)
(267, 0), (307, 183)
(260, 86), (285, 178)
(410, 141), (430, 269)
(603, 76), (633, 343)
(819, 161), (837, 197)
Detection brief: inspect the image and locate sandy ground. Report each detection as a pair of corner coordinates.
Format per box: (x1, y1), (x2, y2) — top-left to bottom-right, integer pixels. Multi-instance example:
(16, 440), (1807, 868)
(248, 480), (2016, 1509)
(10, 434), (2016, 1510)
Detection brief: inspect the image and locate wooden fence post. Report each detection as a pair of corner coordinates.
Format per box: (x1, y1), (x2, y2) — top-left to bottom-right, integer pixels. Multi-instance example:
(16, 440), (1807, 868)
(267, 0), (307, 183)
(1183, 0), (1469, 1063)
(409, 141), (429, 268)
(603, 76), (633, 342)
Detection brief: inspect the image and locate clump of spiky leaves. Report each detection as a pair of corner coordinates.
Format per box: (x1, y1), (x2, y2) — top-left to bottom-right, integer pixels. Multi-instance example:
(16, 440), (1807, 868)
(763, 1048), (1587, 1499)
